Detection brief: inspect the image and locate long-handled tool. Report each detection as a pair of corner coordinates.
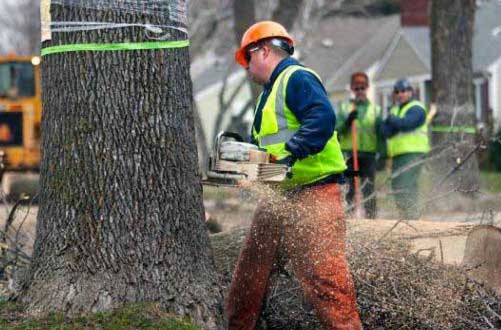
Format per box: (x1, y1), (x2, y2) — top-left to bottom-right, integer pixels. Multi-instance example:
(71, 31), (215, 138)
(351, 101), (362, 218)
(202, 131), (289, 187)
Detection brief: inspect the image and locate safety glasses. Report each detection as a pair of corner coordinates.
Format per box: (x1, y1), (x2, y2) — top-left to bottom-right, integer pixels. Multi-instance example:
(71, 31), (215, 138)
(245, 45), (262, 63)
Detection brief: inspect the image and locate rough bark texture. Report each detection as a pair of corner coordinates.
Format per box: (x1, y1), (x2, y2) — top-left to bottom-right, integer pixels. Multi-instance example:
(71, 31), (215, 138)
(430, 0), (479, 194)
(19, 2), (224, 328)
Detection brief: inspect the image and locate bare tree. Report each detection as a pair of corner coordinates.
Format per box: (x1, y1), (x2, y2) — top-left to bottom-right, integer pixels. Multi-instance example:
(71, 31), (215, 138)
(0, 0), (40, 55)
(430, 0), (480, 194)
(193, 98), (210, 171)
(271, 0), (304, 30)
(232, 0), (260, 107)
(18, 1), (224, 328)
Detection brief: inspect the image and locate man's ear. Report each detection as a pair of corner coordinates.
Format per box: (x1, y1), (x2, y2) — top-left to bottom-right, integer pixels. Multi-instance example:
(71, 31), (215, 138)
(261, 44), (271, 59)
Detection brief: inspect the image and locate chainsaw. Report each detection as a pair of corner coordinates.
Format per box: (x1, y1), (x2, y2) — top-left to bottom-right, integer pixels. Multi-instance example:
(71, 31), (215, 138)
(202, 131), (289, 187)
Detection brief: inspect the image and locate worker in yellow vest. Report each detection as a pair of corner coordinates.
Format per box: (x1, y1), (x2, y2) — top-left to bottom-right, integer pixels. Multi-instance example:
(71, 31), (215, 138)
(382, 79), (430, 220)
(336, 72), (383, 219)
(225, 21), (362, 330)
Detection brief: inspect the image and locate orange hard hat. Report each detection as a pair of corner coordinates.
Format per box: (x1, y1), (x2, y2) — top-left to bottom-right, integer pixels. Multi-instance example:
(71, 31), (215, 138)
(235, 21), (295, 67)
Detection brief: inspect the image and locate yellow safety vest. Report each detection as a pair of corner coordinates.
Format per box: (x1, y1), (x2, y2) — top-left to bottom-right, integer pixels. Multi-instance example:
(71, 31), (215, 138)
(252, 65), (346, 188)
(387, 100), (430, 157)
(338, 100), (380, 152)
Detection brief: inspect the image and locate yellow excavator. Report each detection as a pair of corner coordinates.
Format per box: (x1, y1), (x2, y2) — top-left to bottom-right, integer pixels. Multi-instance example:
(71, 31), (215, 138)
(0, 54), (42, 197)
(0, 53), (41, 171)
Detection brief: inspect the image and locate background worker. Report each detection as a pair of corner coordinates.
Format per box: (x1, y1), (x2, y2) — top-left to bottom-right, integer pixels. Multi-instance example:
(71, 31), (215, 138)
(336, 72), (382, 219)
(226, 21), (362, 330)
(382, 78), (430, 220)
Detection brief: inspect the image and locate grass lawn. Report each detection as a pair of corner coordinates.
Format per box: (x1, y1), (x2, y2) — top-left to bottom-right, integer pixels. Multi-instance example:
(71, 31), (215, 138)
(480, 171), (501, 194)
(0, 301), (199, 330)
(376, 168), (501, 195)
(373, 168), (501, 217)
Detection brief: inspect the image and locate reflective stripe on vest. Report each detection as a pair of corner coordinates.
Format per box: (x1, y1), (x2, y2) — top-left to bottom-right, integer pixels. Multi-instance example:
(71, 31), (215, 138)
(387, 100), (430, 157)
(260, 70), (298, 146)
(338, 100), (379, 152)
(252, 65), (346, 187)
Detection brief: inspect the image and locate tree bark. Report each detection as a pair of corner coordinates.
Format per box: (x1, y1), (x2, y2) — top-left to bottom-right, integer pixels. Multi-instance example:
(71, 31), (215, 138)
(430, 0), (479, 194)
(19, 2), (224, 328)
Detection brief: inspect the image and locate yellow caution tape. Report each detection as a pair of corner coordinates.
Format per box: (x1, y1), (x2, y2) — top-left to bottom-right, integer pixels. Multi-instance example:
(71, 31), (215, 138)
(431, 126), (476, 134)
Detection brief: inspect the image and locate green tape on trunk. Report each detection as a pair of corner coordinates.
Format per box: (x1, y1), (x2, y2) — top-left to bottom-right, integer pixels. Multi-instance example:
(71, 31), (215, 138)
(41, 40), (190, 56)
(431, 126), (476, 134)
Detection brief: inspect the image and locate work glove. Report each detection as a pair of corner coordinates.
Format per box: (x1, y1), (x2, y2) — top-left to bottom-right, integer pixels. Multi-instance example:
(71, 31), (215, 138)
(386, 115), (401, 127)
(273, 155), (296, 178)
(274, 155), (295, 166)
(346, 110), (358, 127)
(381, 120), (397, 138)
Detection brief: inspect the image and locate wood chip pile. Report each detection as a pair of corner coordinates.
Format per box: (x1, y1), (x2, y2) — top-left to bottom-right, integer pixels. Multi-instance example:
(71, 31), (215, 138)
(210, 225), (501, 329)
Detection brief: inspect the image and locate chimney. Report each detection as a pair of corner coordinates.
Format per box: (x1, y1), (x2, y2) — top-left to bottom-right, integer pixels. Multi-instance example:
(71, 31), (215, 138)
(400, 0), (430, 27)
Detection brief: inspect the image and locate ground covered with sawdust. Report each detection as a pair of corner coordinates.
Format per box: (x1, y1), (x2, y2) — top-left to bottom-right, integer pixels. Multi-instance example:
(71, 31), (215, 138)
(211, 222), (501, 329)
(206, 183), (501, 329)
(0, 179), (500, 329)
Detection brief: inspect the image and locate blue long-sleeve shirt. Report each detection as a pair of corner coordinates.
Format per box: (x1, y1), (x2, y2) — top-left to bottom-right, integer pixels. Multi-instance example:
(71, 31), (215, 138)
(382, 101), (426, 137)
(252, 58), (335, 160)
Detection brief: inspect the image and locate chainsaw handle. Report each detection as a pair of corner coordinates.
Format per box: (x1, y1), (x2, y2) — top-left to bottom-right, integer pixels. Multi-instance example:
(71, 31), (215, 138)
(216, 131), (244, 143)
(213, 131), (245, 169)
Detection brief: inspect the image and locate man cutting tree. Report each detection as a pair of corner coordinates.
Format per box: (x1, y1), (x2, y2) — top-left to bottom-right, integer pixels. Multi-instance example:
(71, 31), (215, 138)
(225, 21), (362, 330)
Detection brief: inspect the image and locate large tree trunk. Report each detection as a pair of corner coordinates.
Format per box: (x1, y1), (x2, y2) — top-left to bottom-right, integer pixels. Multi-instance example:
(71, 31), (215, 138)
(19, 2), (223, 328)
(430, 0), (480, 194)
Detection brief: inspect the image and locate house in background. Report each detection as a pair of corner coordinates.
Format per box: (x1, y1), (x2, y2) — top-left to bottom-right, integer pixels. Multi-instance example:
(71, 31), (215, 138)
(296, 14), (400, 104)
(374, 0), (501, 128)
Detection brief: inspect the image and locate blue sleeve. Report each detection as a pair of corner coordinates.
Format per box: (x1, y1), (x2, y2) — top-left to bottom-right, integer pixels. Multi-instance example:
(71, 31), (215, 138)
(284, 70), (335, 160)
(390, 106), (426, 132)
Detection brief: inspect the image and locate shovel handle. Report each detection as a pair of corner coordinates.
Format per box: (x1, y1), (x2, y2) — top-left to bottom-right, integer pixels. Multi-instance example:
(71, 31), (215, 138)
(351, 102), (361, 217)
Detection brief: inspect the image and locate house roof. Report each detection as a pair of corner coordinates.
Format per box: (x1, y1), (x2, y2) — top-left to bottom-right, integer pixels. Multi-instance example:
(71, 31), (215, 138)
(375, 28), (430, 82)
(375, 1), (501, 82)
(402, 27), (430, 69)
(317, 15), (400, 92)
